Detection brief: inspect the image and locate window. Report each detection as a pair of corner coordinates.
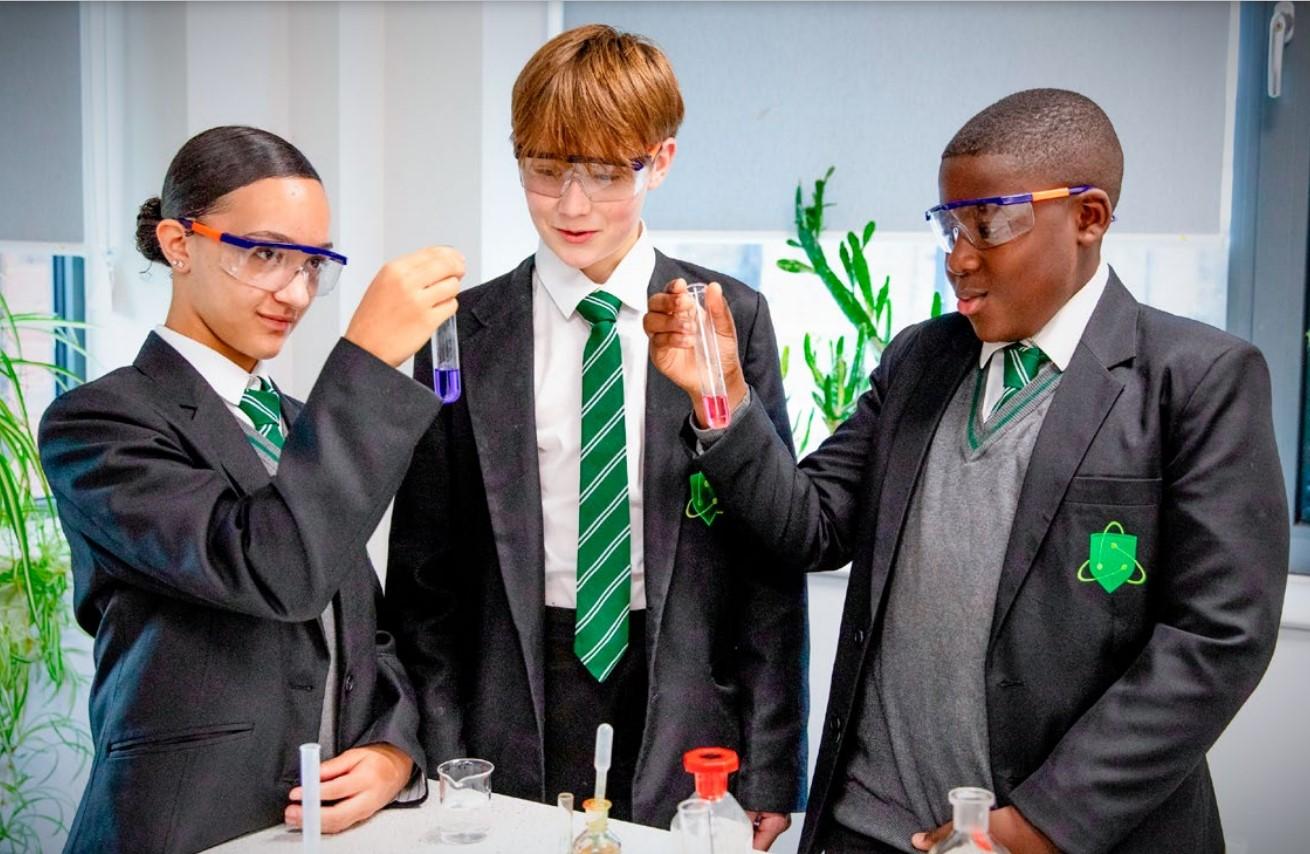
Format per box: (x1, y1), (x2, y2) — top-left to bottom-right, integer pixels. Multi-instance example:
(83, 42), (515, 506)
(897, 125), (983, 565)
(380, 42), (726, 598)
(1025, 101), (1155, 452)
(0, 251), (88, 449)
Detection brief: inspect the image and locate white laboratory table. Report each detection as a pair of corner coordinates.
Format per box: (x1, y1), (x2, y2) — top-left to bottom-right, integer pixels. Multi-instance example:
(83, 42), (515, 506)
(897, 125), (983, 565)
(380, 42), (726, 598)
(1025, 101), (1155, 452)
(205, 790), (765, 852)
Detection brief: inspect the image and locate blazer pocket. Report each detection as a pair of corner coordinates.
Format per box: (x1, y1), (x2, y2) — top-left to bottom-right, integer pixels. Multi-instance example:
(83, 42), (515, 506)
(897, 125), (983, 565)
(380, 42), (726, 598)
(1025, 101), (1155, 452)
(1065, 476), (1162, 506)
(107, 721), (255, 758)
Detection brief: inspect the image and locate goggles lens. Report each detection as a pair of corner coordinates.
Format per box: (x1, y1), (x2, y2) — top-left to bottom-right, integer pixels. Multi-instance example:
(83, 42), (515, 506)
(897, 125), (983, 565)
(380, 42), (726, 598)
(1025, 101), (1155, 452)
(215, 241), (344, 297)
(927, 201), (1036, 254)
(518, 156), (650, 201)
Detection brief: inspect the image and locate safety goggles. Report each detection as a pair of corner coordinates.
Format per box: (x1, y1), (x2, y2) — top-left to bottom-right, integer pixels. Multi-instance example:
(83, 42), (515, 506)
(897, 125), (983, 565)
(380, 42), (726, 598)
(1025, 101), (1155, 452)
(925, 185), (1096, 253)
(178, 218), (347, 297)
(517, 152), (654, 202)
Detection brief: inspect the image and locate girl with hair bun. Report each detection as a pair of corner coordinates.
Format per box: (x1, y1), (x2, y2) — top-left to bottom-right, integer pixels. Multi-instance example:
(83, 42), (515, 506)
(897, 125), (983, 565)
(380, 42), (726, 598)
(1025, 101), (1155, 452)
(40, 125), (463, 852)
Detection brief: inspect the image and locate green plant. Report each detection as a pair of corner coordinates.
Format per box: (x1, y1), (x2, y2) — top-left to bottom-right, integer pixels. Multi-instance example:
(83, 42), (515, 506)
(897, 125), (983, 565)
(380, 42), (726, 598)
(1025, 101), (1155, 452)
(0, 289), (90, 852)
(778, 167), (942, 442)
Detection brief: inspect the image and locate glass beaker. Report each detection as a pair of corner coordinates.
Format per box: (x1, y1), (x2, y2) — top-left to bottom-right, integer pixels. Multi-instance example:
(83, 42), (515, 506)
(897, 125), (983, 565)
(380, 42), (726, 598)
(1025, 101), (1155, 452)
(928, 787), (1011, 854)
(674, 797), (714, 854)
(436, 758), (494, 844)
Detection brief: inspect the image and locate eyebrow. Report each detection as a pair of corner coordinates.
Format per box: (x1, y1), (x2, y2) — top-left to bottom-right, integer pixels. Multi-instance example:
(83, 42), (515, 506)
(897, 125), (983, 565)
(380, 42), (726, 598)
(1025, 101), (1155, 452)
(243, 230), (334, 250)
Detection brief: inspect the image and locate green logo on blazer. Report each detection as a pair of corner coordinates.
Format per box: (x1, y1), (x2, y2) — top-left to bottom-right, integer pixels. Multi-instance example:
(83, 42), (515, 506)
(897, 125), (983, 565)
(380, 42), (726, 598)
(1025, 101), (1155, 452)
(1076, 521), (1147, 593)
(685, 472), (722, 527)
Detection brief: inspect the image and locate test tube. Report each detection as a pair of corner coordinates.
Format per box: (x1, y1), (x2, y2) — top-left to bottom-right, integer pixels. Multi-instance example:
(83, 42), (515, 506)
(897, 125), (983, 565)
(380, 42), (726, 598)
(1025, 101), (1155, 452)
(299, 743), (321, 854)
(431, 316), (461, 403)
(686, 283), (730, 429)
(557, 792), (574, 852)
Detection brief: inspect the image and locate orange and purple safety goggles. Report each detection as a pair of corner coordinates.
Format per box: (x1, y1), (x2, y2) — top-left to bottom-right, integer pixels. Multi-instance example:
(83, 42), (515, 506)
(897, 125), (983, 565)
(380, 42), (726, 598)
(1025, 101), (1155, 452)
(179, 217), (347, 297)
(925, 185), (1097, 253)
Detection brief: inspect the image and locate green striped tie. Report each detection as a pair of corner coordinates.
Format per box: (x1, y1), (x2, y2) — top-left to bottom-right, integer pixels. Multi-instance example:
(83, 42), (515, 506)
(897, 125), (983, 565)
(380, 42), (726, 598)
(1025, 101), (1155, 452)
(239, 377), (286, 451)
(991, 343), (1050, 416)
(574, 291), (631, 683)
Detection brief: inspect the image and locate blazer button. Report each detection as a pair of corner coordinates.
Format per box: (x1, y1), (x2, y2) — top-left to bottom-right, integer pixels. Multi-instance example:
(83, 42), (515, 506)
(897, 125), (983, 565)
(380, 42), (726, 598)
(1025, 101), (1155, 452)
(343, 672), (355, 693)
(829, 715), (843, 735)
(853, 628), (866, 646)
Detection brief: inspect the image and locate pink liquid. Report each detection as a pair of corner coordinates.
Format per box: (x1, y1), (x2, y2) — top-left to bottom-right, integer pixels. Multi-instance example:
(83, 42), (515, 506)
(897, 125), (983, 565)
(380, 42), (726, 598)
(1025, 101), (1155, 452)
(702, 394), (730, 429)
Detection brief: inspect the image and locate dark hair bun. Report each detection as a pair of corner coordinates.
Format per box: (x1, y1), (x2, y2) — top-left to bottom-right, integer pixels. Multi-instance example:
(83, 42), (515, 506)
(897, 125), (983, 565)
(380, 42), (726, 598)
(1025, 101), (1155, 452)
(135, 196), (167, 264)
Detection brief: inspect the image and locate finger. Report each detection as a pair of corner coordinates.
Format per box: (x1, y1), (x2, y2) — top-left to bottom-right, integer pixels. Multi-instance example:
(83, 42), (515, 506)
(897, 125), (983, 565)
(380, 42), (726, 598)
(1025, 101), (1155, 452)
(706, 282), (737, 338)
(421, 275), (463, 305)
(284, 803), (301, 827)
(316, 768), (374, 802)
(643, 310), (694, 336)
(319, 791), (379, 835)
(647, 291), (693, 316)
(318, 749), (366, 781)
(416, 245), (467, 279)
(754, 825), (785, 850)
(664, 277), (689, 295)
(912, 821), (952, 851)
(649, 332), (697, 350)
(408, 250), (466, 288)
(428, 299), (459, 330)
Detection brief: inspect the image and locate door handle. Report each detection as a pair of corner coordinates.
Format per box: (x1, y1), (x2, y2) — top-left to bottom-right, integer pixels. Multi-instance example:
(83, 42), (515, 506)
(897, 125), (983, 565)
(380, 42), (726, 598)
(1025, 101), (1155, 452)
(1270, 1), (1296, 98)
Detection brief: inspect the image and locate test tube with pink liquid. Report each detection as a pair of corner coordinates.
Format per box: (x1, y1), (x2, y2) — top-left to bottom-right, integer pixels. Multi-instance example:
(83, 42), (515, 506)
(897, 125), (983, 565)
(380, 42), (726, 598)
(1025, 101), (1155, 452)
(686, 283), (730, 429)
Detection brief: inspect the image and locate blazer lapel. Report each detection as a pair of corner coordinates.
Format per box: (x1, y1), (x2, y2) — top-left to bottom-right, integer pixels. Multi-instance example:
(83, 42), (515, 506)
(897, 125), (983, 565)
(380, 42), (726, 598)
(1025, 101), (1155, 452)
(461, 258), (549, 731)
(864, 317), (980, 619)
(133, 332), (272, 496)
(988, 273), (1138, 647)
(641, 252), (694, 660)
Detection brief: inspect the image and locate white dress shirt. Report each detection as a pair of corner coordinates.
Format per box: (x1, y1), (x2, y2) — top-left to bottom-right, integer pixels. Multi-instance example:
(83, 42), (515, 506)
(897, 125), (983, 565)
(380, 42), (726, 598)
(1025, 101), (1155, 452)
(977, 261), (1109, 414)
(534, 225), (654, 611)
(154, 326), (282, 432)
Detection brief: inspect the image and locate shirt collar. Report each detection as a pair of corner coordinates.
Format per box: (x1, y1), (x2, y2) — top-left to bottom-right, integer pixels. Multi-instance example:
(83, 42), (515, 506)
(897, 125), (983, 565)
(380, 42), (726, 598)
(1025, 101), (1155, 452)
(534, 221), (655, 319)
(977, 260), (1110, 371)
(153, 325), (270, 406)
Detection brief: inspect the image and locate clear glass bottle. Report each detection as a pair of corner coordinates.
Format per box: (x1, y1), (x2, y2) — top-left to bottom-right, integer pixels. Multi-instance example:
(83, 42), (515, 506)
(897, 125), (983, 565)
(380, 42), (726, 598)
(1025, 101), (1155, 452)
(572, 797), (622, 854)
(668, 748), (754, 853)
(558, 792), (575, 854)
(928, 788), (1011, 854)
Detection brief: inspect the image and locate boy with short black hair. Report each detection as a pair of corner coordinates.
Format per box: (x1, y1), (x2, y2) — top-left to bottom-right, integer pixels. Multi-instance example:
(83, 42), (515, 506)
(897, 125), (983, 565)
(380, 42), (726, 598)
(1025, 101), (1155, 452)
(387, 25), (807, 847)
(646, 88), (1288, 854)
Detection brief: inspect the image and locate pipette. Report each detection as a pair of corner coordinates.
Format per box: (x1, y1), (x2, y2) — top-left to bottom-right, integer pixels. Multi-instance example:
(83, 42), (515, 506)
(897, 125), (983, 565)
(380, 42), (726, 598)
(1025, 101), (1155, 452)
(592, 723), (614, 804)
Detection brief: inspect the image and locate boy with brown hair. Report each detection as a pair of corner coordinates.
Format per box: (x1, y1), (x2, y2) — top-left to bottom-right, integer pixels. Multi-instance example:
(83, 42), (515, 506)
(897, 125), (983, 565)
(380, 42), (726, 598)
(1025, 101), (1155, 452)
(386, 24), (807, 846)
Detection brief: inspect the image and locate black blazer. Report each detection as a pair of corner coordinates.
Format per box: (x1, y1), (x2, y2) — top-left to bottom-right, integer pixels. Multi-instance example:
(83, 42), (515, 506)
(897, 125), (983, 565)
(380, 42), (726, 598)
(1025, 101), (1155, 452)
(39, 335), (439, 853)
(385, 252), (808, 826)
(694, 272), (1288, 854)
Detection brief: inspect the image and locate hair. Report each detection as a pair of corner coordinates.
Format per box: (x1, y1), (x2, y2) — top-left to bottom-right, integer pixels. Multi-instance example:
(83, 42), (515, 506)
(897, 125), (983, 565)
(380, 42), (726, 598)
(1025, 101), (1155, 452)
(942, 88), (1124, 208)
(135, 126), (320, 264)
(510, 24), (685, 166)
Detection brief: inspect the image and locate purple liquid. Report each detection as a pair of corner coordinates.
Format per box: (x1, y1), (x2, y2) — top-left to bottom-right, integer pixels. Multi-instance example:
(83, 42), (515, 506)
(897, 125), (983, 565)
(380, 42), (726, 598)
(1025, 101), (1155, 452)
(434, 368), (462, 403)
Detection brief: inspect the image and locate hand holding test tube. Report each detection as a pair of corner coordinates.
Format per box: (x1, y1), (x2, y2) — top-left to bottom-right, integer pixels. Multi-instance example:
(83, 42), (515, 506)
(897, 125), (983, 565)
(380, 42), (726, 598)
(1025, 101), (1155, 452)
(643, 280), (747, 429)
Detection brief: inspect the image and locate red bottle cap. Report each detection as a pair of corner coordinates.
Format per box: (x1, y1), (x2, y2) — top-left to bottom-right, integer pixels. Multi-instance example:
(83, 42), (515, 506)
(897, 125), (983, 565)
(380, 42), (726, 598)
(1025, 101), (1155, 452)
(683, 747), (739, 800)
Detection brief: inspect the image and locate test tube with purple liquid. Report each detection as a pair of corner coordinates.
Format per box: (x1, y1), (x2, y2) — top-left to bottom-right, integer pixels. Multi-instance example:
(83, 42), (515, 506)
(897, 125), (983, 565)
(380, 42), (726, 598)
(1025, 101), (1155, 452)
(431, 316), (461, 403)
(687, 283), (730, 429)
